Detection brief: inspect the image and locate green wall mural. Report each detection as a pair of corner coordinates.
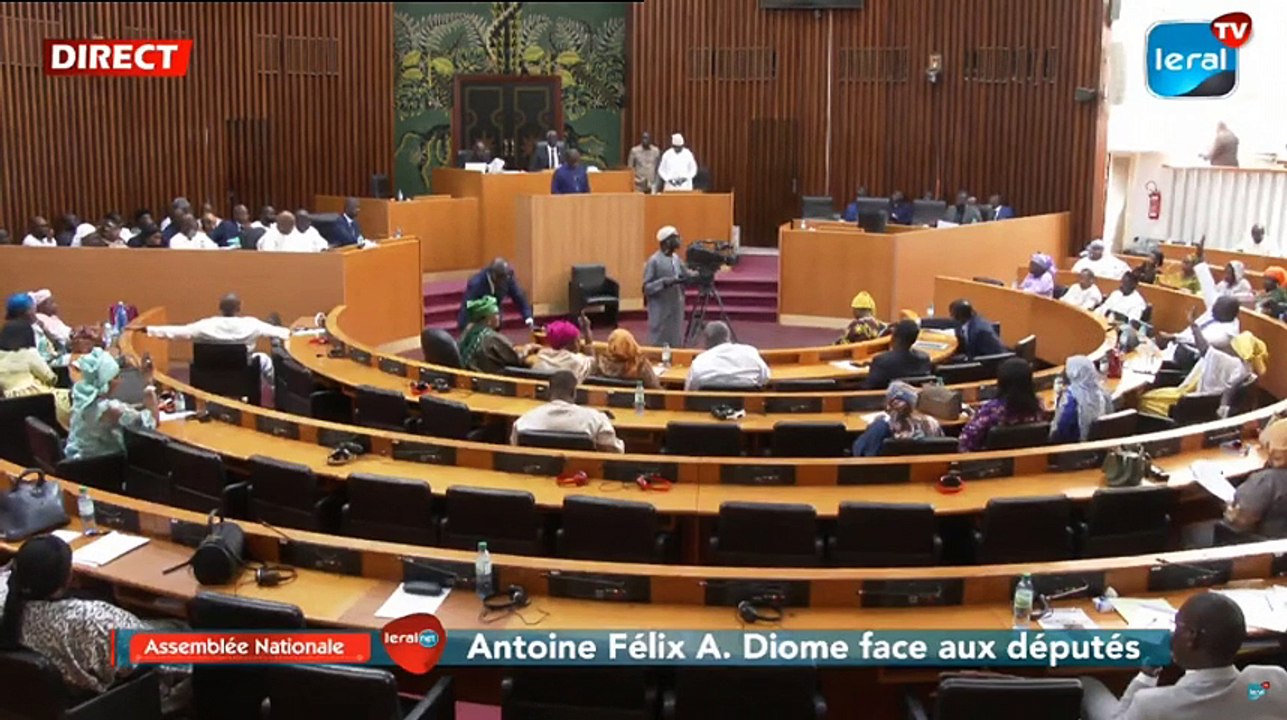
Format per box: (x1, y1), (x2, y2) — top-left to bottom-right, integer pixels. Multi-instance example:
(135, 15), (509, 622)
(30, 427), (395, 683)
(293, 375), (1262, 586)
(393, 2), (627, 195)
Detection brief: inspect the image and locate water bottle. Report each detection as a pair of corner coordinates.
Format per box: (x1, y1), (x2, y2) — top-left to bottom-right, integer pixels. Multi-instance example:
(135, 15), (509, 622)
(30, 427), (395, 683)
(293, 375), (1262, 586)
(475, 541), (494, 598)
(113, 302), (128, 334)
(927, 303), (936, 319)
(1012, 573), (1034, 628)
(633, 381), (646, 416)
(77, 486), (97, 535)
(661, 343), (672, 368)
(396, 188), (405, 202)
(101, 321), (115, 348)
(174, 392), (187, 414)
(394, 226), (403, 239)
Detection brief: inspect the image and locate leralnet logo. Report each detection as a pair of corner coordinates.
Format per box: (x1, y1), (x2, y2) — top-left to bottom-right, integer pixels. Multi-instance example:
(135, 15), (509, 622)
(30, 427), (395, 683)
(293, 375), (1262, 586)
(1146, 12), (1252, 99)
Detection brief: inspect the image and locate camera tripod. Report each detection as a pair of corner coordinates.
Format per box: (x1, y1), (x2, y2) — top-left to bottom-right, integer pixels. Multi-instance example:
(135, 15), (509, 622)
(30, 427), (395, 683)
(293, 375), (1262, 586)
(683, 275), (737, 346)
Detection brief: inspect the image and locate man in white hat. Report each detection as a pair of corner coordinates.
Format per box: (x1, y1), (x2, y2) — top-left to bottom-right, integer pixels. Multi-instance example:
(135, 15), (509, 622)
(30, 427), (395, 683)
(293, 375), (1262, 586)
(656, 133), (698, 192)
(643, 225), (694, 346)
(1071, 239), (1132, 280)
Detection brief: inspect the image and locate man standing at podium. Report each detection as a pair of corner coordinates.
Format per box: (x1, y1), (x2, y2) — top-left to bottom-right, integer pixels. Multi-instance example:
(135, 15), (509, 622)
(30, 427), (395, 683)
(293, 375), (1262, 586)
(643, 226), (694, 347)
(551, 150), (590, 194)
(657, 134), (698, 192)
(457, 258), (534, 331)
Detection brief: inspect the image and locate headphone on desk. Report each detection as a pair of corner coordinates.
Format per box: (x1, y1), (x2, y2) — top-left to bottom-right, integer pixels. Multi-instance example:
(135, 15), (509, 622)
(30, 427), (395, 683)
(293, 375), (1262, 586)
(483, 585), (530, 613)
(736, 593), (785, 624)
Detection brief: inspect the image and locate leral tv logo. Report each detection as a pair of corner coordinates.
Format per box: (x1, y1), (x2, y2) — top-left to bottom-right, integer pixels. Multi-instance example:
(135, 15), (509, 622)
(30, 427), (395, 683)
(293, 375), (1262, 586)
(1146, 11), (1251, 99)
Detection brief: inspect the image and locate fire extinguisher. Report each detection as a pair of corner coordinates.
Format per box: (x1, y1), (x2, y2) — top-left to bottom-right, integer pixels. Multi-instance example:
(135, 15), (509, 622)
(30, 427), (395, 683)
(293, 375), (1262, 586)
(1146, 181), (1162, 221)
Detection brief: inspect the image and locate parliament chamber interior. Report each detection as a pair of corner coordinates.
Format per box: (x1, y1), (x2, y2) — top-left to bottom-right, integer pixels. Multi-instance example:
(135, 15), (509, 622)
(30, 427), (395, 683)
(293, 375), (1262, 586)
(2, 1), (1287, 718)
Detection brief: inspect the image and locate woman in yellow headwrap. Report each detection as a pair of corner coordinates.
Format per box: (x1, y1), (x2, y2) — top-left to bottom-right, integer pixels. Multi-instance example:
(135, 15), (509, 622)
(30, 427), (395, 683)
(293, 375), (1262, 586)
(838, 291), (887, 344)
(1138, 330), (1267, 418)
(592, 328), (660, 388)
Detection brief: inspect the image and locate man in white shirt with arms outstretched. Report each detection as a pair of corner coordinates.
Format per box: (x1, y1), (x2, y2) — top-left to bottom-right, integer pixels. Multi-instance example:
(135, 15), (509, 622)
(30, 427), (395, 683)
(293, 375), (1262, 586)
(145, 293), (289, 382)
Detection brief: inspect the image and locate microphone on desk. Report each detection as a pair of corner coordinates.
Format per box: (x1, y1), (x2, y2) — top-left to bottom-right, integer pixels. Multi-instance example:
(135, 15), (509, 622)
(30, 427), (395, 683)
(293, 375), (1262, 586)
(404, 558), (462, 589)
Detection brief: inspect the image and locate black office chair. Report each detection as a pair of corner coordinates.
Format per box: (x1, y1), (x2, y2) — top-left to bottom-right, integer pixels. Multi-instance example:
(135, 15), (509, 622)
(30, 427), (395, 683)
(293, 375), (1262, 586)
(188, 592), (306, 720)
(879, 437), (960, 456)
(936, 363), (988, 385)
(0, 647), (162, 720)
(974, 496), (1074, 564)
(420, 328), (463, 368)
(1086, 409), (1139, 441)
(583, 375), (638, 389)
(982, 422), (1051, 451)
(516, 429), (596, 451)
(247, 455), (340, 533)
(353, 384), (410, 432)
(894, 375), (939, 388)
(830, 502), (941, 567)
(240, 227), (266, 250)
(800, 196), (835, 220)
(973, 352), (1015, 375)
(568, 264), (620, 327)
(25, 416), (125, 493)
(273, 350), (348, 421)
(1169, 392), (1223, 426)
(907, 676), (1082, 720)
(440, 486), (545, 555)
(191, 342), (261, 405)
(664, 668), (826, 720)
(911, 199), (947, 226)
(414, 394), (476, 440)
(341, 473), (437, 546)
(0, 393), (58, 466)
(505, 366), (556, 382)
(558, 496), (671, 563)
(1078, 486), (1174, 557)
(710, 502), (823, 567)
(770, 422), (849, 458)
(167, 442), (245, 516)
(770, 379), (838, 393)
(123, 427), (171, 503)
(663, 422), (742, 456)
(503, 668), (658, 720)
(264, 665), (454, 720)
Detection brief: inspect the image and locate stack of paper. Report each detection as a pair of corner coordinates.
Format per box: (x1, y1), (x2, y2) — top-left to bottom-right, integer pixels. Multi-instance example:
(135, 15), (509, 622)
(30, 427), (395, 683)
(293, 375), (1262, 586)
(1112, 598), (1177, 629)
(1191, 460), (1236, 503)
(1214, 588), (1287, 633)
(375, 584), (452, 619)
(1038, 608), (1099, 630)
(830, 360), (863, 372)
(71, 532), (150, 567)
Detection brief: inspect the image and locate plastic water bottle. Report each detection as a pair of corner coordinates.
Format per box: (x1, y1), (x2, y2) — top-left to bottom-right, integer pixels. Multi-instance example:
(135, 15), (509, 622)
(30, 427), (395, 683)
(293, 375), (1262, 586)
(394, 226), (403, 239)
(113, 302), (129, 335)
(77, 486), (97, 535)
(396, 188), (405, 202)
(1012, 573), (1034, 628)
(101, 321), (115, 347)
(475, 541), (494, 598)
(927, 303), (936, 319)
(633, 381), (646, 416)
(661, 343), (672, 368)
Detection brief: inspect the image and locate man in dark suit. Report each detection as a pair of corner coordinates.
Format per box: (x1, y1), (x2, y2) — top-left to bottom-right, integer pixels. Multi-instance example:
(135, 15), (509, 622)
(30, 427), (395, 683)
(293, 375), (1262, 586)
(458, 140), (492, 167)
(551, 149), (590, 194)
(864, 320), (933, 390)
(457, 257), (534, 330)
(987, 194), (1015, 220)
(949, 299), (1006, 360)
(529, 130), (565, 172)
(331, 197), (364, 247)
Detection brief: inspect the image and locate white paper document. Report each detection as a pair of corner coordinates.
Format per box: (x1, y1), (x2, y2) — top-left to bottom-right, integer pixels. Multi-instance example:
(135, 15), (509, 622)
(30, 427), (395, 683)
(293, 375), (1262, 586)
(1191, 460), (1236, 504)
(72, 532), (150, 567)
(1214, 588), (1287, 633)
(1113, 598), (1177, 629)
(1038, 608), (1098, 630)
(375, 583), (452, 619)
(159, 410), (197, 423)
(51, 529), (83, 544)
(829, 360), (862, 372)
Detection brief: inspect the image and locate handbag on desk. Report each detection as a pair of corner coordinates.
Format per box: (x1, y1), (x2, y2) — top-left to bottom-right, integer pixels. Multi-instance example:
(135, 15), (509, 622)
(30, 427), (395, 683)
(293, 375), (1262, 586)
(1102, 445), (1150, 487)
(0, 470), (70, 541)
(917, 385), (963, 421)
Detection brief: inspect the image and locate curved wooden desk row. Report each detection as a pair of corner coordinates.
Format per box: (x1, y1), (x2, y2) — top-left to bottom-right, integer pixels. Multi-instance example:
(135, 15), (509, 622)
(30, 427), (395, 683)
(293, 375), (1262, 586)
(8, 459), (1286, 623)
(1159, 242), (1285, 274)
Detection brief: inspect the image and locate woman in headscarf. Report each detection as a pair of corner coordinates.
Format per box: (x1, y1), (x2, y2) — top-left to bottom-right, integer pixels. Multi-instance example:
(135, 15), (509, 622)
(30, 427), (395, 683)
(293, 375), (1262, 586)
(64, 348), (158, 460)
(1255, 266), (1287, 318)
(851, 381), (944, 456)
(527, 317), (594, 382)
(5, 293), (59, 366)
(1017, 253), (1055, 297)
(28, 289), (71, 349)
(1216, 260), (1256, 307)
(1049, 355), (1113, 443)
(1138, 330), (1267, 418)
(0, 320), (72, 426)
(838, 291), (886, 343)
(958, 358), (1045, 452)
(1160, 254), (1202, 294)
(1221, 418), (1287, 538)
(458, 296), (523, 375)
(1136, 249), (1165, 285)
(591, 328), (660, 387)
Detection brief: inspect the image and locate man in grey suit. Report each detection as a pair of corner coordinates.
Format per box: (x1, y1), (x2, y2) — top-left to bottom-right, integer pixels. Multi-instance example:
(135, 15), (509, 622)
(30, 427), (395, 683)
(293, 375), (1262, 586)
(530, 130), (566, 171)
(942, 191), (983, 225)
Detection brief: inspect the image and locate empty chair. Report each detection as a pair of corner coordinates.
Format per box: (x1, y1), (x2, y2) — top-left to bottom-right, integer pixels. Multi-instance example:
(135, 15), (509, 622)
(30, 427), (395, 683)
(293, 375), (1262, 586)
(1086, 409), (1139, 441)
(982, 422), (1051, 450)
(353, 384), (409, 432)
(191, 342), (261, 404)
(830, 502), (940, 566)
(1169, 392), (1223, 426)
(247, 455), (339, 533)
(910, 676), (1083, 720)
(663, 668), (826, 720)
(1014, 335), (1037, 364)
(710, 502), (822, 567)
(503, 668), (658, 720)
(558, 496), (670, 563)
(415, 394), (474, 440)
(272, 350), (316, 416)
(974, 496), (1074, 564)
(663, 422), (742, 457)
(341, 473), (436, 546)
(167, 442), (243, 516)
(516, 429), (596, 451)
(420, 327), (462, 368)
(25, 416), (125, 492)
(568, 264), (620, 327)
(800, 196), (834, 219)
(440, 486), (544, 555)
(0, 647), (162, 720)
(879, 437), (960, 456)
(264, 665), (453, 720)
(25, 415), (64, 476)
(188, 592), (305, 720)
(770, 422), (849, 458)
(770, 379), (837, 393)
(1078, 486), (1174, 557)
(0, 393), (57, 466)
(123, 427), (171, 503)
(936, 362), (988, 385)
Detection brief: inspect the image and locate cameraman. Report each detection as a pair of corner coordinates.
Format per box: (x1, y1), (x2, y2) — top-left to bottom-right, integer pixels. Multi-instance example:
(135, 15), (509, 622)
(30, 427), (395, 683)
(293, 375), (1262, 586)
(643, 226), (695, 346)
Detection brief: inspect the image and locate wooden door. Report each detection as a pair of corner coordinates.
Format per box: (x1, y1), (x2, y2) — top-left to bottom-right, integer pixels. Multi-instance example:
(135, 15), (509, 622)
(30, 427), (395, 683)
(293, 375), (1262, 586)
(454, 75), (562, 171)
(744, 118), (800, 247)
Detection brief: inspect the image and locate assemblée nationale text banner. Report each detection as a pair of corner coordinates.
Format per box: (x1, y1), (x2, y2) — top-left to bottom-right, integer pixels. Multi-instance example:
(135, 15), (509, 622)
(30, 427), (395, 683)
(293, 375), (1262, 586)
(115, 629), (1171, 674)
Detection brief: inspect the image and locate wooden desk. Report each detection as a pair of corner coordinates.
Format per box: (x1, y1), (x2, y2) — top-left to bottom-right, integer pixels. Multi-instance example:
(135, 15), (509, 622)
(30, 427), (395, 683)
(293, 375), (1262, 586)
(315, 195), (480, 272)
(1159, 242), (1284, 274)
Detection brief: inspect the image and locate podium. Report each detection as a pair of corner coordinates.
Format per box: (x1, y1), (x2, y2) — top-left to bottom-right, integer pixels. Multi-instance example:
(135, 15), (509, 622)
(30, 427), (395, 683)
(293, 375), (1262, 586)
(314, 195), (479, 273)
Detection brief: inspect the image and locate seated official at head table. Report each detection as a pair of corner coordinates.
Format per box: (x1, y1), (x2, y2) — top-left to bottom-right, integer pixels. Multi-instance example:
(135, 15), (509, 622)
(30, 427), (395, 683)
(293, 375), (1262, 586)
(527, 317), (594, 383)
(837, 291), (887, 344)
(863, 319), (932, 391)
(1096, 270), (1148, 322)
(1016, 252), (1055, 297)
(1060, 268), (1104, 311)
(948, 299), (1005, 360)
(684, 321), (770, 391)
(1071, 239), (1132, 280)
(1048, 355), (1112, 444)
(144, 293), (288, 383)
(957, 357), (1044, 452)
(456, 257), (533, 331)
(592, 328), (660, 388)
(511, 370), (623, 453)
(256, 211), (328, 253)
(851, 381), (944, 456)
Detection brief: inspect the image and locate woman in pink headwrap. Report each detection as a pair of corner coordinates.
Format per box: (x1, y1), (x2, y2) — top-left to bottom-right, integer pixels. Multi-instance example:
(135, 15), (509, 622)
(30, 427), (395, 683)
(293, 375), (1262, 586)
(527, 314), (595, 382)
(1016, 253), (1055, 297)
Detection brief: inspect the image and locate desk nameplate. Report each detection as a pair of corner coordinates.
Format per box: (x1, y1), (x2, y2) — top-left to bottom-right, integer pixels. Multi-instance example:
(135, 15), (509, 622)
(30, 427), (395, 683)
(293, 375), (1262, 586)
(348, 347), (373, 365)
(378, 358), (408, 377)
